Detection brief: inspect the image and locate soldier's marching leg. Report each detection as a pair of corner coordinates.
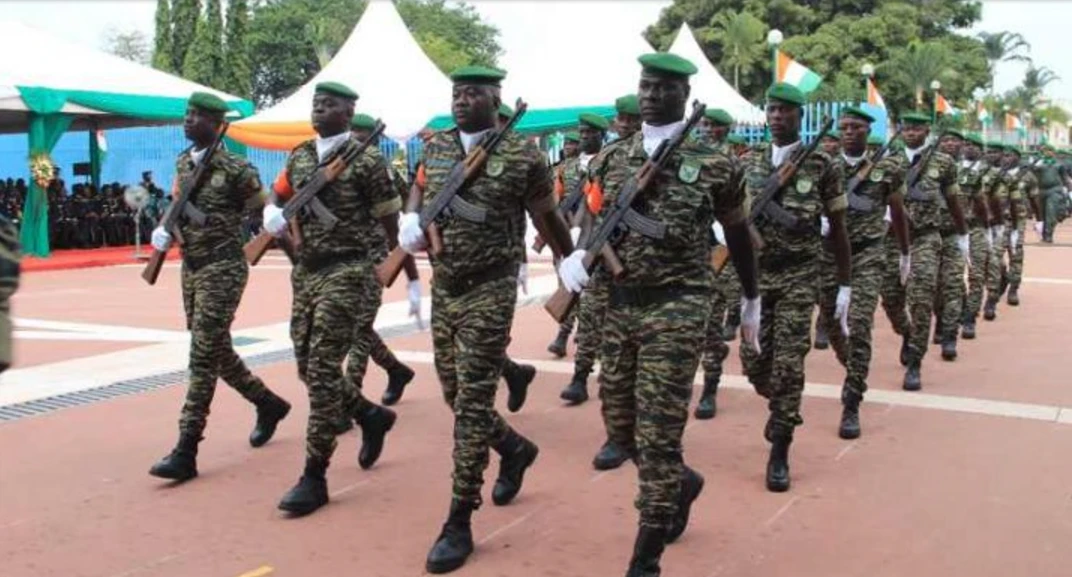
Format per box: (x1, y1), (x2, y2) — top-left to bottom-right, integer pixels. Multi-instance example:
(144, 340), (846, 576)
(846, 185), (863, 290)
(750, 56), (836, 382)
(547, 310), (574, 359)
(984, 227), (1007, 320)
(345, 325), (397, 471)
(562, 278), (608, 405)
(880, 231), (911, 364)
(903, 232), (942, 391)
(217, 330), (291, 448)
(835, 244), (883, 439)
(594, 302), (639, 471)
(1007, 220), (1026, 306)
(500, 354), (536, 413)
(696, 281), (729, 420)
(962, 226), (988, 338)
(937, 234), (966, 360)
(367, 329), (416, 407)
(721, 266), (742, 341)
(813, 250), (834, 350)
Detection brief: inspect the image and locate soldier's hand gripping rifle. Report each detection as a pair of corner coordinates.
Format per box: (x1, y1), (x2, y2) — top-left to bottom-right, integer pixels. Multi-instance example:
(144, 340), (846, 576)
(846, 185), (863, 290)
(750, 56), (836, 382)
(141, 122), (228, 285)
(544, 101), (707, 324)
(845, 125), (903, 211)
(243, 120), (386, 265)
(376, 100), (526, 288)
(532, 171), (588, 253)
(711, 116), (834, 274)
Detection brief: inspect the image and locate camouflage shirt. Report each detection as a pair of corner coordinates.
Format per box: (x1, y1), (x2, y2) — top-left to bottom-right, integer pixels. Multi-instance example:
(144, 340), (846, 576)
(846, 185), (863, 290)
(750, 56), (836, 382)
(836, 153), (905, 245)
(1003, 167), (1039, 222)
(175, 148), (264, 263)
(591, 131), (743, 290)
(957, 159), (991, 226)
(369, 165), (410, 263)
(901, 147), (960, 234)
(421, 128), (554, 281)
(744, 143), (845, 266)
(984, 166), (1012, 223)
(283, 136), (401, 265)
(554, 157), (587, 205)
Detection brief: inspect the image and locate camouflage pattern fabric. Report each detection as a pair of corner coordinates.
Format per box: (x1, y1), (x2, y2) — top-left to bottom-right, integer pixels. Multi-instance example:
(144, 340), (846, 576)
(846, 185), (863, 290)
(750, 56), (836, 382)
(0, 215), (20, 373)
(934, 232), (966, 341)
(986, 225), (1009, 301)
(420, 128), (553, 506)
(175, 148), (263, 264)
(284, 135), (400, 462)
(963, 161), (996, 322)
(591, 131), (742, 528)
(552, 157), (587, 335)
(1007, 217), (1027, 287)
(903, 149), (961, 234)
(700, 266), (731, 383)
(739, 143), (845, 435)
(880, 230), (909, 335)
(1005, 169), (1038, 287)
(720, 264), (742, 329)
(574, 275), (610, 376)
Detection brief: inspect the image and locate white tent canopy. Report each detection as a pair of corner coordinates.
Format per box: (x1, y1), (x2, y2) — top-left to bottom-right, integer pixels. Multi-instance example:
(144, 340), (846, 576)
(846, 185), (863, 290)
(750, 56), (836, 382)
(667, 24), (765, 125)
(231, 0), (452, 147)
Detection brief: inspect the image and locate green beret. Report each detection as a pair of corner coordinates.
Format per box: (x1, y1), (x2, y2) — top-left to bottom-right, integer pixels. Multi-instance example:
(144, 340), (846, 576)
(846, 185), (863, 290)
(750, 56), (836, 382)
(942, 129), (965, 140)
(578, 112), (610, 131)
(450, 65), (506, 86)
(766, 82), (806, 107)
(1006, 145), (1022, 156)
(498, 103), (514, 118)
(726, 134), (747, 145)
(188, 91), (229, 114)
(350, 113), (376, 130)
(315, 81), (358, 100)
(638, 53), (698, 77)
(615, 94), (640, 115)
(564, 131), (580, 143)
(964, 132), (984, 146)
(703, 108), (734, 126)
(899, 111), (930, 125)
(986, 140), (1003, 151)
(821, 130), (840, 140)
(867, 134), (884, 146)
(839, 105), (874, 123)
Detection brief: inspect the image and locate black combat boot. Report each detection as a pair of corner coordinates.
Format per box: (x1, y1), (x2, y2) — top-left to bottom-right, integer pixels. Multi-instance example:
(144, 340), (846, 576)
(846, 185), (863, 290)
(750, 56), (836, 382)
(961, 316), (977, 339)
(838, 389), (862, 440)
(722, 324), (738, 342)
(941, 339), (958, 361)
(148, 433), (200, 482)
(491, 431), (539, 506)
(249, 390), (291, 448)
(278, 456), (329, 516)
(765, 434), (792, 493)
(983, 298), (998, 321)
(899, 333), (910, 367)
(425, 499), (476, 574)
(354, 404), (396, 470)
(559, 370), (589, 405)
(693, 375), (719, 420)
(593, 440), (633, 471)
(502, 359), (536, 413)
(624, 526), (667, 577)
(814, 323), (829, 350)
(547, 326), (570, 358)
(1007, 284), (1020, 306)
(665, 466), (704, 543)
(903, 361), (922, 391)
(380, 363), (415, 406)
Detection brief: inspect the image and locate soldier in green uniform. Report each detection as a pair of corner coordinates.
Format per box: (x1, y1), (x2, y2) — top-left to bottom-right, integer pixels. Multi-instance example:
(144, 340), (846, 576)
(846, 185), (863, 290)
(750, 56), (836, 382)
(148, 92), (292, 483)
(956, 133), (994, 340)
(261, 82), (400, 515)
(558, 53), (759, 577)
(0, 214), (18, 375)
(1002, 145), (1040, 306)
(613, 93), (642, 141)
(739, 83), (852, 492)
(897, 112), (969, 391)
(983, 142), (1014, 321)
(1033, 144), (1065, 243)
(931, 130), (973, 360)
(397, 66), (575, 574)
(818, 106), (909, 439)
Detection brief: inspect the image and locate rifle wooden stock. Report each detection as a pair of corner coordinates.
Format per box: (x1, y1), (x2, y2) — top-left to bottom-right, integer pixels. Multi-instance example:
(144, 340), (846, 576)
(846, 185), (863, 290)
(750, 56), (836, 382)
(711, 245), (730, 274)
(532, 235), (546, 253)
(544, 246), (621, 323)
(377, 246), (409, 287)
(600, 244), (624, 277)
(243, 232), (275, 265)
(427, 221), (443, 256)
(140, 249), (169, 285)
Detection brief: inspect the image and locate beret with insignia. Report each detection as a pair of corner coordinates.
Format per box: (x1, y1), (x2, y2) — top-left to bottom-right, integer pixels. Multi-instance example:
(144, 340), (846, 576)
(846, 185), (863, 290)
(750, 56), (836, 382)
(942, 129), (965, 140)
(579, 112), (610, 131)
(766, 82), (807, 107)
(315, 81), (359, 100)
(965, 132), (984, 146)
(615, 94), (640, 115)
(450, 65), (507, 86)
(899, 111), (930, 125)
(839, 105), (874, 123)
(638, 53), (698, 77)
(703, 108), (734, 126)
(188, 91), (230, 114)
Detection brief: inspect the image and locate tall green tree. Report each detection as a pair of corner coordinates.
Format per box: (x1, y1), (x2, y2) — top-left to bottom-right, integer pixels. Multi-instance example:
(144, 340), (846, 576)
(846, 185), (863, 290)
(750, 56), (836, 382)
(170, 0), (201, 73)
(151, 0), (173, 73)
(223, 0), (252, 98)
(183, 0), (225, 88)
(704, 10), (766, 91)
(395, 0), (502, 72)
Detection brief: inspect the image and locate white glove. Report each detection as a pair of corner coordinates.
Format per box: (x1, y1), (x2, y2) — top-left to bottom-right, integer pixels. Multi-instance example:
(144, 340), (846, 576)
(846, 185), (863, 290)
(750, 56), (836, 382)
(262, 204), (287, 237)
(957, 234), (971, 270)
(569, 227), (581, 246)
(150, 226), (172, 251)
(899, 252), (911, 286)
(558, 250), (590, 293)
(711, 221), (726, 245)
(1010, 229), (1020, 252)
(518, 262), (529, 295)
(1034, 221), (1044, 238)
(407, 279), (421, 315)
(834, 285), (851, 336)
(883, 206), (892, 223)
(820, 216), (830, 237)
(740, 296), (762, 354)
(985, 227), (994, 250)
(398, 212), (426, 255)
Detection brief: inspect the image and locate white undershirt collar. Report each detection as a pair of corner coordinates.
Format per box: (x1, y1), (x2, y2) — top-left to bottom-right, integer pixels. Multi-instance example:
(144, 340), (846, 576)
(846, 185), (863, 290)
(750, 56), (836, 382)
(771, 141), (801, 168)
(315, 131), (350, 162)
(641, 120), (685, 157)
(459, 129), (492, 154)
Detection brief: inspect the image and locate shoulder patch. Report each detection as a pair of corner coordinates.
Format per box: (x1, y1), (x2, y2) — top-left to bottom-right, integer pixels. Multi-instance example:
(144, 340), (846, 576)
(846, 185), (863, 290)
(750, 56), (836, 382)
(870, 168), (884, 182)
(678, 158), (701, 184)
(210, 172), (226, 187)
(927, 167), (940, 179)
(485, 156), (505, 177)
(796, 176), (813, 194)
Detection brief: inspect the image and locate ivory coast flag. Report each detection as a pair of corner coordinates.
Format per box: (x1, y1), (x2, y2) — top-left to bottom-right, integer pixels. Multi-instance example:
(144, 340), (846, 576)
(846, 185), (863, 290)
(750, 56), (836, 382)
(935, 93), (953, 115)
(866, 78), (886, 109)
(95, 130), (108, 162)
(976, 101), (991, 125)
(776, 50), (822, 93)
(1005, 113), (1024, 133)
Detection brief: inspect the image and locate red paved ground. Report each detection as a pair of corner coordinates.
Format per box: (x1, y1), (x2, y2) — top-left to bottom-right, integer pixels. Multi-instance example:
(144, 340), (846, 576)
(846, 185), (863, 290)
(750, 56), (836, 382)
(2, 230), (1070, 577)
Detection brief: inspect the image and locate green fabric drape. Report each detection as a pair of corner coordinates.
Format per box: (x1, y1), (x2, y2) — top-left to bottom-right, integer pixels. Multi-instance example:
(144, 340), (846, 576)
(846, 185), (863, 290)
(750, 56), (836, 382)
(18, 87), (74, 257)
(88, 122), (102, 190)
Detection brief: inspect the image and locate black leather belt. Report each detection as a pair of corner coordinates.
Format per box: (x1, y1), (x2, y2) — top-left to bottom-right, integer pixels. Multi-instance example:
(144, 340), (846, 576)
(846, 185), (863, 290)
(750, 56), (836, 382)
(182, 243), (242, 273)
(300, 250), (366, 274)
(609, 284), (702, 308)
(435, 262), (516, 297)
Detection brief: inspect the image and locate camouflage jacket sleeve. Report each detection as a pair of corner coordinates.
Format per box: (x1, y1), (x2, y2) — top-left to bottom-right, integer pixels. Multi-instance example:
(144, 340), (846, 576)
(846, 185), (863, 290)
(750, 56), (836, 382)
(819, 154), (847, 216)
(366, 150), (403, 219)
(708, 151), (745, 225)
(881, 155), (907, 202)
(233, 158), (266, 210)
(939, 153), (962, 201)
(523, 142), (556, 216)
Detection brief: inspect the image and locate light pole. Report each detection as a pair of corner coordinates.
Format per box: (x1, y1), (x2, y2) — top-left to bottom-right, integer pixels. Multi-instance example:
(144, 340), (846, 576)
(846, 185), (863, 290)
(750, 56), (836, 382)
(930, 80), (941, 124)
(767, 29), (783, 85)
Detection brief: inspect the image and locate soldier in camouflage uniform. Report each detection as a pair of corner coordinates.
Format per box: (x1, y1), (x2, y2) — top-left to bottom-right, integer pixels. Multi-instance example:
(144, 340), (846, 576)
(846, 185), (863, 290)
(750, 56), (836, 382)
(930, 131), (974, 360)
(397, 66), (575, 574)
(560, 54), (760, 577)
(1002, 146), (1041, 306)
(897, 112), (969, 391)
(818, 107), (909, 439)
(740, 83), (852, 493)
(983, 142), (1015, 321)
(148, 92), (292, 484)
(0, 214), (18, 375)
(956, 133), (994, 340)
(261, 82), (400, 516)
(1033, 144), (1068, 243)
(694, 107), (735, 420)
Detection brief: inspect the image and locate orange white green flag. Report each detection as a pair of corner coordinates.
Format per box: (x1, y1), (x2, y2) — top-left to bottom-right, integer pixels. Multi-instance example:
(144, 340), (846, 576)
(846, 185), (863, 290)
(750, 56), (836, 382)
(776, 50), (823, 93)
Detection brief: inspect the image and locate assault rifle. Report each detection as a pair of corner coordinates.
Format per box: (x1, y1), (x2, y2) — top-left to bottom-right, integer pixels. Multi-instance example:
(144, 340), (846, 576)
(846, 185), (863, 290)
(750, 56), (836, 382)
(533, 169), (588, 253)
(544, 101), (706, 323)
(711, 116), (834, 274)
(905, 128), (947, 199)
(141, 122), (228, 285)
(845, 126), (903, 211)
(243, 120), (386, 265)
(376, 100), (526, 288)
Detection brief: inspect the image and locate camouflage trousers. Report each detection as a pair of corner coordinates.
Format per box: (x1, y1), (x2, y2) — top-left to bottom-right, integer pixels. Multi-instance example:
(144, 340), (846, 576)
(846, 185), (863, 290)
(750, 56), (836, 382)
(986, 224), (1010, 300)
(819, 240), (884, 399)
(962, 225), (990, 321)
(600, 288), (708, 529)
(432, 274), (519, 506)
(904, 230), (942, 365)
(347, 329), (402, 388)
(291, 260), (381, 463)
(700, 272), (731, 381)
(740, 263), (817, 435)
(1007, 219), (1027, 287)
(933, 232), (967, 342)
(574, 275), (610, 376)
(880, 230), (910, 336)
(179, 257), (269, 438)
(720, 265), (742, 328)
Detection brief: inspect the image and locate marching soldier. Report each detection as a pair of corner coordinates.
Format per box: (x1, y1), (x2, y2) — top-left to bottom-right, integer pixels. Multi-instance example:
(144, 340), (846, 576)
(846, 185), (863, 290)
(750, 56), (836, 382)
(739, 82), (852, 492)
(148, 93), (292, 483)
(261, 82), (399, 515)
(612, 93), (642, 140)
(957, 133), (994, 340)
(0, 213), (18, 375)
(558, 53), (760, 575)
(818, 107), (909, 439)
(983, 142), (1014, 321)
(396, 66), (575, 573)
(1033, 144), (1065, 243)
(932, 130), (971, 360)
(1001, 145), (1040, 306)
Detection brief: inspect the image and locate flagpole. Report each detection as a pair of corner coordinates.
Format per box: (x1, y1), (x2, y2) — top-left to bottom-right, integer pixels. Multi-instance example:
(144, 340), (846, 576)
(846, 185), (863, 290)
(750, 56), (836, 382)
(766, 29), (782, 144)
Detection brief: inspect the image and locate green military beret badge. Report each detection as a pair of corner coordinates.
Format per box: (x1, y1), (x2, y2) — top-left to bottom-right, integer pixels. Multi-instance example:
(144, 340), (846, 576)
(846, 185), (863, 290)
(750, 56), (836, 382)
(188, 91), (230, 114)
(678, 158), (701, 184)
(899, 111), (930, 125)
(315, 81), (359, 100)
(564, 131), (580, 143)
(485, 156), (505, 177)
(840, 105), (875, 123)
(796, 177), (813, 194)
(638, 53), (698, 77)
